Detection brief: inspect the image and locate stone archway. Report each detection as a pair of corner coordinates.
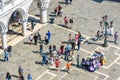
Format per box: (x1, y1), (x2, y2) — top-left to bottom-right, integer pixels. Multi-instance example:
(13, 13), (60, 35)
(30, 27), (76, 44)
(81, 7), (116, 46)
(7, 8), (27, 36)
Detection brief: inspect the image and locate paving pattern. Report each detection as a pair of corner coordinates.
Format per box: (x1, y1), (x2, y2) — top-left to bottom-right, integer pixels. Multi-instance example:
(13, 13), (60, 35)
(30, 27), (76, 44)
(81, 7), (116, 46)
(0, 0), (120, 80)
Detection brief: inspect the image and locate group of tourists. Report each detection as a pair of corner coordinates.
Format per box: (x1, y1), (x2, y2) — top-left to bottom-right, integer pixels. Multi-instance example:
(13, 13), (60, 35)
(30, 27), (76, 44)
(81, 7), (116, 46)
(81, 50), (106, 72)
(54, 3), (74, 28)
(96, 15), (119, 44)
(29, 30), (51, 45)
(38, 30), (82, 74)
(54, 4), (63, 17)
(64, 16), (73, 28)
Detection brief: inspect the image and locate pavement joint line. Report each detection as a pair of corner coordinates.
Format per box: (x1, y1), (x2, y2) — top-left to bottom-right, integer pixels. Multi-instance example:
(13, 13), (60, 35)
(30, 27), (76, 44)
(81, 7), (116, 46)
(48, 76), (56, 80)
(58, 68), (74, 80)
(80, 48), (92, 54)
(35, 70), (49, 80)
(95, 71), (109, 79)
(104, 76), (110, 80)
(115, 61), (120, 65)
(105, 56), (120, 69)
(110, 45), (120, 50)
(46, 71), (56, 76)
(74, 68), (97, 78)
(93, 77), (98, 80)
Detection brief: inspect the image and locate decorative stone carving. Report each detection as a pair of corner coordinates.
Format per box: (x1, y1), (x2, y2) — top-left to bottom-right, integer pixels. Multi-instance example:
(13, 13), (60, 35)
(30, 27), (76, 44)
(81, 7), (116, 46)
(38, 0), (50, 11)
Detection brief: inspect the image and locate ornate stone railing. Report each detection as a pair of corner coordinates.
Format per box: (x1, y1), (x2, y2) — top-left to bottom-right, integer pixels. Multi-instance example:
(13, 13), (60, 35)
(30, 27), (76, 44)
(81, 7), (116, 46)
(4, 0), (12, 6)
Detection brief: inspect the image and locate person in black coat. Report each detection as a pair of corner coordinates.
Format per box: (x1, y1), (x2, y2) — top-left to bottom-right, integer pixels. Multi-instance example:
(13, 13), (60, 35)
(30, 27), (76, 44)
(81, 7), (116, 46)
(33, 33), (38, 45)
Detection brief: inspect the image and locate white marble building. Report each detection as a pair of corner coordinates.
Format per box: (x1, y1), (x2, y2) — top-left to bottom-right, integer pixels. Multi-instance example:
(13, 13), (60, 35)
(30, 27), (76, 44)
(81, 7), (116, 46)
(0, 0), (50, 49)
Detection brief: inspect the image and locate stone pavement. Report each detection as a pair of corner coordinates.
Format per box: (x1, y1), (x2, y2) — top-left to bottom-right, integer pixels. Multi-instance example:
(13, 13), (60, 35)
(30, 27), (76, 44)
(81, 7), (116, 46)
(0, 0), (120, 80)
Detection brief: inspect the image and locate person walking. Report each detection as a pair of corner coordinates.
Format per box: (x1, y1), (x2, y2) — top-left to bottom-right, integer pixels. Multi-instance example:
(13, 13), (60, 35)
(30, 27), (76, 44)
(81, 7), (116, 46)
(40, 43), (43, 54)
(6, 72), (11, 80)
(64, 48), (69, 61)
(29, 34), (33, 45)
(76, 55), (80, 67)
(33, 33), (38, 45)
(69, 18), (73, 29)
(55, 58), (60, 71)
(75, 34), (78, 45)
(64, 16), (68, 27)
(45, 33), (48, 45)
(60, 42), (64, 54)
(37, 29), (41, 40)
(96, 30), (100, 40)
(53, 45), (56, 51)
(109, 21), (114, 36)
(50, 53), (54, 65)
(114, 32), (119, 44)
(47, 31), (51, 43)
(77, 40), (81, 51)
(19, 75), (24, 80)
(66, 61), (71, 74)
(31, 20), (34, 32)
(4, 49), (9, 61)
(18, 66), (23, 76)
(42, 54), (47, 65)
(54, 7), (59, 16)
(27, 73), (32, 80)
(49, 45), (52, 53)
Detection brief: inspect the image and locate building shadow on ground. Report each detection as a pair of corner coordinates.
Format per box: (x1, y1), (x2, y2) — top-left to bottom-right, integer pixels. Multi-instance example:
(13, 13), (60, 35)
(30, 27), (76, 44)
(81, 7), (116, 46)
(32, 51), (40, 54)
(11, 75), (19, 78)
(92, 0), (103, 3)
(0, 59), (4, 62)
(28, 16), (40, 23)
(58, 2), (66, 4)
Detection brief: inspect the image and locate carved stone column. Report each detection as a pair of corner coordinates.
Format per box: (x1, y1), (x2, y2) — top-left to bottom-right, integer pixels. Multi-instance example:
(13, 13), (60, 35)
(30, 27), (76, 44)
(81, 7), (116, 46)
(38, 0), (50, 23)
(1, 32), (7, 49)
(22, 19), (27, 36)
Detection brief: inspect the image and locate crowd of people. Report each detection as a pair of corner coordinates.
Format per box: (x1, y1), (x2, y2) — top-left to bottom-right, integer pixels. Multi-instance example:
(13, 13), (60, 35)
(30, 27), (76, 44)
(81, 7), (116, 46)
(2, 0), (120, 80)
(81, 50), (106, 72)
(95, 15), (119, 44)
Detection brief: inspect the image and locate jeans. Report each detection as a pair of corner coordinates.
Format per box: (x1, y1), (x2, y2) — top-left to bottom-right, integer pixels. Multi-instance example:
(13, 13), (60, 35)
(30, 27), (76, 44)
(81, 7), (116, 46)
(78, 45), (80, 50)
(4, 56), (8, 61)
(40, 48), (43, 54)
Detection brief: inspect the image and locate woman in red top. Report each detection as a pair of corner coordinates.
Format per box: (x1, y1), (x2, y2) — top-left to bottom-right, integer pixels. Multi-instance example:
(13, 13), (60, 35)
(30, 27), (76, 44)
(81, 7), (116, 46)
(64, 16), (68, 26)
(55, 58), (60, 71)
